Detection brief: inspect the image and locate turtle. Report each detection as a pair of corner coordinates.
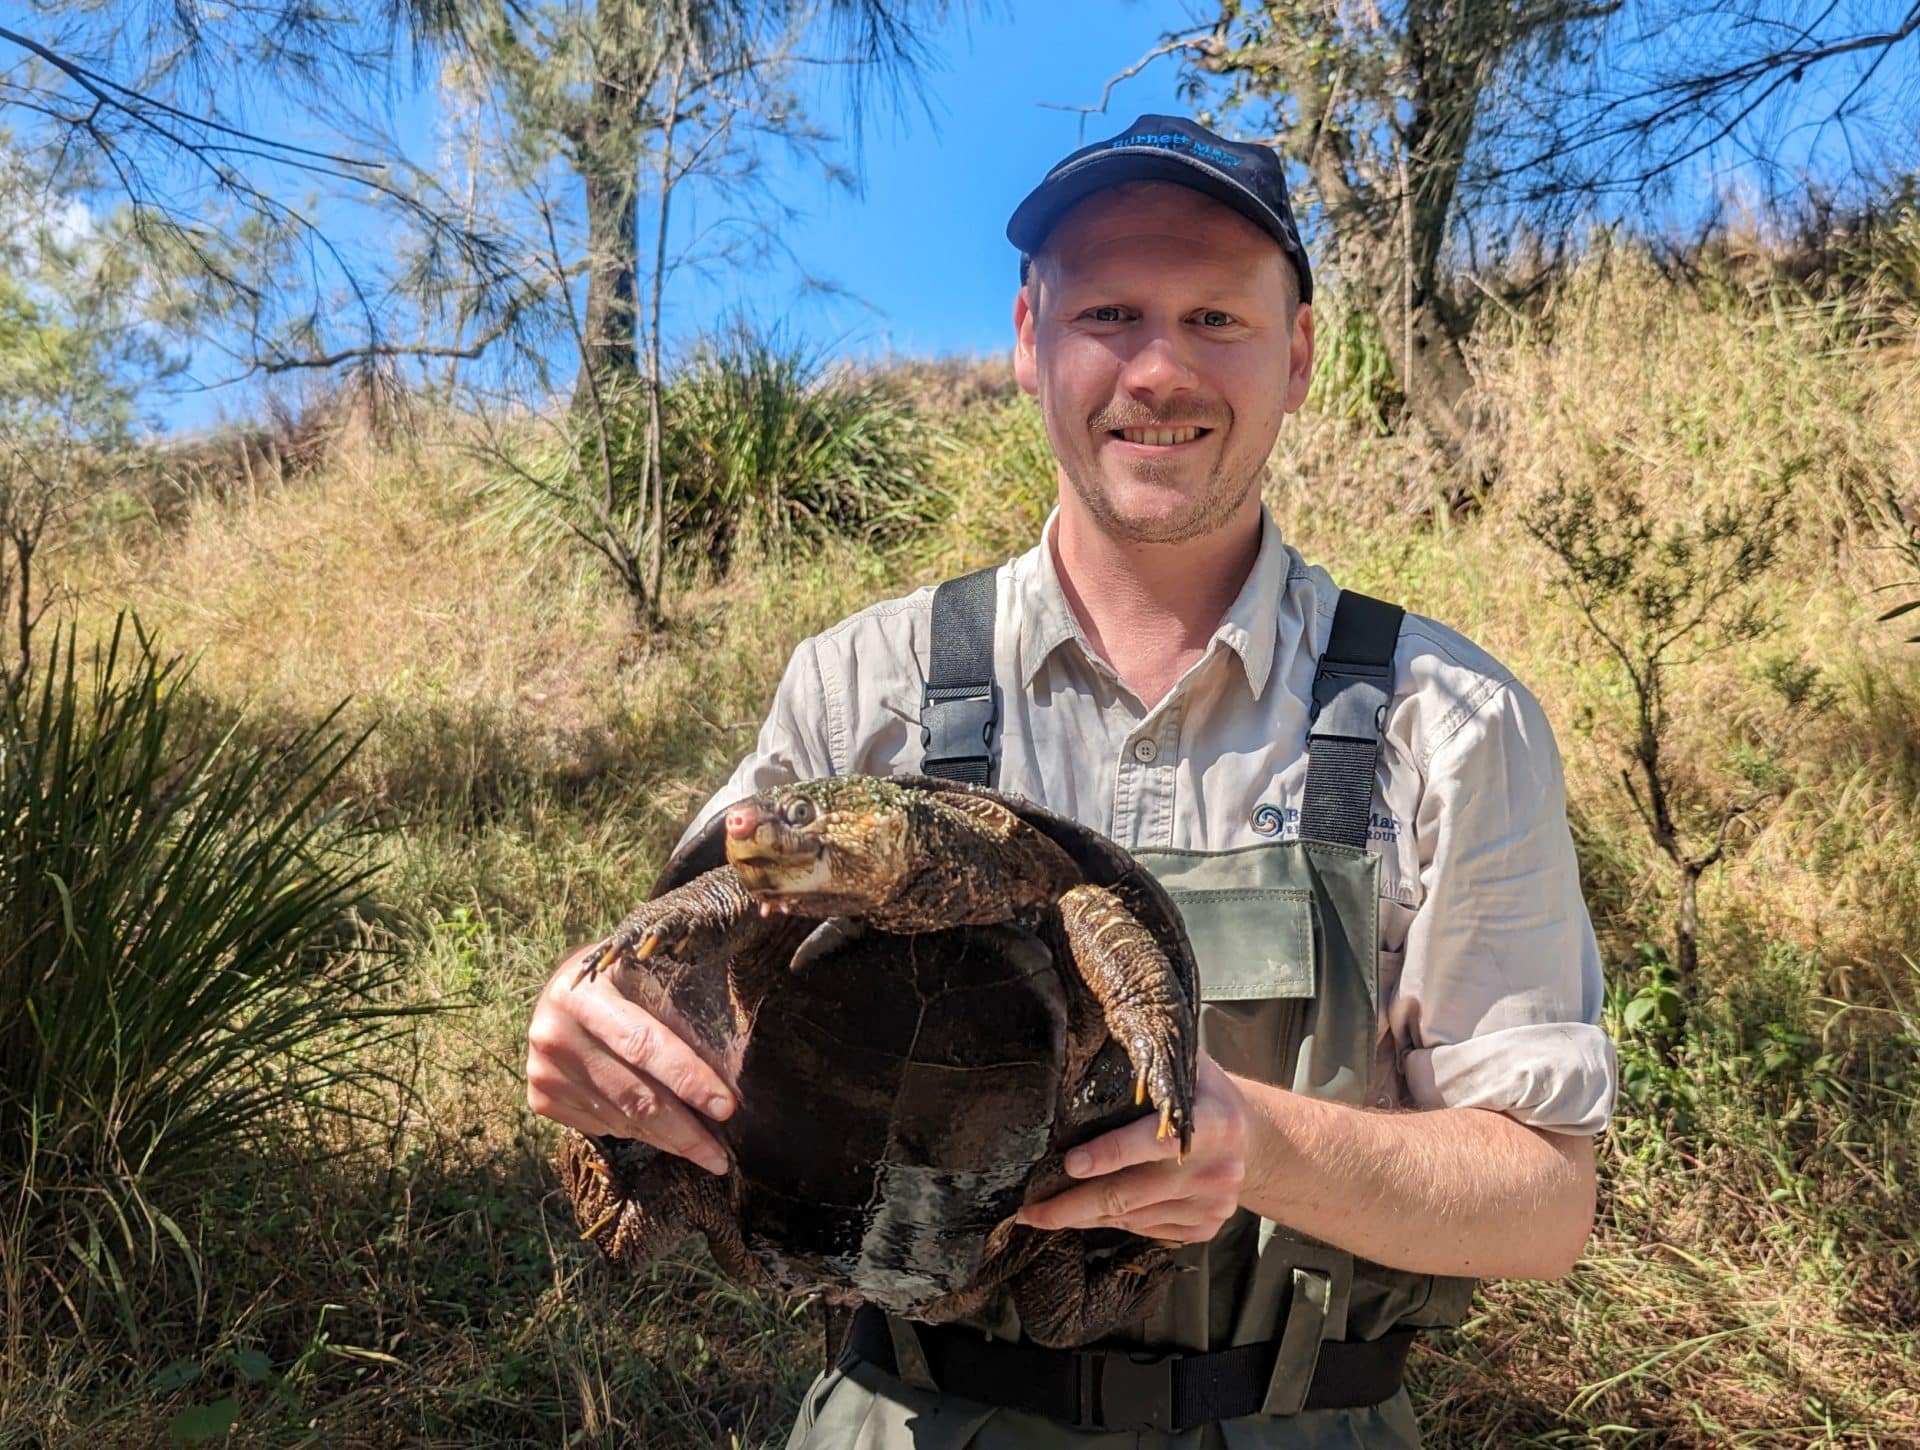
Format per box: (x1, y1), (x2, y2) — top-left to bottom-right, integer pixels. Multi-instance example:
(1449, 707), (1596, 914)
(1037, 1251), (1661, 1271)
(554, 773), (1200, 1348)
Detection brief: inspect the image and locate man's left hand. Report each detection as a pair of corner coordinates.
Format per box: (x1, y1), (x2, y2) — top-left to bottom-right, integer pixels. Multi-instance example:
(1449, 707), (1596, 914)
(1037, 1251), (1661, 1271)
(1016, 1053), (1248, 1242)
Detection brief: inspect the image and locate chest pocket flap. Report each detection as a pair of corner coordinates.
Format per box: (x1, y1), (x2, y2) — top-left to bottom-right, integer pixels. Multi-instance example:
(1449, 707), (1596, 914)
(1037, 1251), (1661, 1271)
(1165, 886), (1316, 1003)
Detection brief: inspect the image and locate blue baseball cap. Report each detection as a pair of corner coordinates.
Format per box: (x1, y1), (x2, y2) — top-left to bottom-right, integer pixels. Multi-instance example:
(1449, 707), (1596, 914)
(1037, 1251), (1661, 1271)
(1006, 113), (1313, 303)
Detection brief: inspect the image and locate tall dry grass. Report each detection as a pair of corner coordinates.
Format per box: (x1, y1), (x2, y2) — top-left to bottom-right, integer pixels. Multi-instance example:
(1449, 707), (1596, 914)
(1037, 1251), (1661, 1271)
(10, 250), (1918, 1445)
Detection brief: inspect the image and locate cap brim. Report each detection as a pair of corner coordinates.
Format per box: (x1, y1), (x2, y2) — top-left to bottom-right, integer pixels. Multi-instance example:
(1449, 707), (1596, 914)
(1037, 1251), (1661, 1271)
(1006, 149), (1311, 302)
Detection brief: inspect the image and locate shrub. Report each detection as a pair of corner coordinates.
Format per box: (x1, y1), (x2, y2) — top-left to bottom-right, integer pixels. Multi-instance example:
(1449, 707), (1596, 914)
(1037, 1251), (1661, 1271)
(662, 325), (942, 568)
(488, 326), (943, 600)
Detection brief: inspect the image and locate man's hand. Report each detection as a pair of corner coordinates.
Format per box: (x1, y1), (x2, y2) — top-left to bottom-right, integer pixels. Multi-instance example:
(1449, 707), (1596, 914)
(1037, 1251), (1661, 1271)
(524, 944), (735, 1176)
(1016, 1053), (1247, 1242)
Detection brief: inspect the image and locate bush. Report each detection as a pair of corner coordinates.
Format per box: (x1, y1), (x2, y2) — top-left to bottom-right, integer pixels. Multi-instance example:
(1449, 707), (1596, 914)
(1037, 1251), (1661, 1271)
(494, 325), (943, 591)
(0, 620), (422, 1272)
(661, 325), (942, 568)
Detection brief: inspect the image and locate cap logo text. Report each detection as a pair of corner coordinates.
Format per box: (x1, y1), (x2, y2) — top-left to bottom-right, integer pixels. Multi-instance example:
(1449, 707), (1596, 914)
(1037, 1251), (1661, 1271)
(1107, 133), (1245, 168)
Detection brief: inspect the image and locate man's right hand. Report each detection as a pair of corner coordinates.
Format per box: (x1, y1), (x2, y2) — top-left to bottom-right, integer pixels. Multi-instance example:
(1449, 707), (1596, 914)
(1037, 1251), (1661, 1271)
(524, 944), (735, 1176)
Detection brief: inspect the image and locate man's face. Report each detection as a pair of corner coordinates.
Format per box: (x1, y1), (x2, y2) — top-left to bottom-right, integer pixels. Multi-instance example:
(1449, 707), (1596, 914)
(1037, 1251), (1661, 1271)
(1013, 182), (1314, 545)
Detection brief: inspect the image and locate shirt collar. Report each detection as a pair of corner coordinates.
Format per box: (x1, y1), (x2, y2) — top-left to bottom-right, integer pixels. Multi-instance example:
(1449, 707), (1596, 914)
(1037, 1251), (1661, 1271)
(1014, 505), (1288, 701)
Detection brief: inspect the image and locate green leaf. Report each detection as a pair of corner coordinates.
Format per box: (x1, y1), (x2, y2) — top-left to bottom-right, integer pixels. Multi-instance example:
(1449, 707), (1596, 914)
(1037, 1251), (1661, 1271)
(234, 1349), (272, 1383)
(167, 1398), (238, 1441)
(152, 1358), (202, 1392)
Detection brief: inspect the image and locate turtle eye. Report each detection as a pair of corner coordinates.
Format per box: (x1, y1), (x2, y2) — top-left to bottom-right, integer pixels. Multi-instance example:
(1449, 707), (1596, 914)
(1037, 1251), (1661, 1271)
(782, 798), (816, 827)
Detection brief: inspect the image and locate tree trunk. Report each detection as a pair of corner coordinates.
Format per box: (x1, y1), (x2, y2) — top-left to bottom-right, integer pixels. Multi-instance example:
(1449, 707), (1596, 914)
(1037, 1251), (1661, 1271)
(1674, 860), (1704, 998)
(576, 94), (643, 398)
(1305, 150), (1492, 507)
(1370, 290), (1490, 502)
(640, 48), (685, 630)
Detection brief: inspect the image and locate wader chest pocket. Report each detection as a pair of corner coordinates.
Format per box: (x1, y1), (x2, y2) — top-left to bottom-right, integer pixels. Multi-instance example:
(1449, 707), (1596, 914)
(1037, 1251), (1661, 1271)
(1167, 887), (1317, 1002)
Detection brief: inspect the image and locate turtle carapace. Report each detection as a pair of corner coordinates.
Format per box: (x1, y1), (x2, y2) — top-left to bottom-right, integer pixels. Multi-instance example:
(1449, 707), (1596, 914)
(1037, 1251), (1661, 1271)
(555, 774), (1201, 1349)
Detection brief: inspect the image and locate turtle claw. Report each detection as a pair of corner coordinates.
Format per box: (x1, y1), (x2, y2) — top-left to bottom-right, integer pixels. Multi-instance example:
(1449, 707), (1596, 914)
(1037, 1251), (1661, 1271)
(1156, 1101), (1189, 1165)
(1159, 1099), (1190, 1165)
(574, 942), (615, 986)
(580, 1202), (622, 1241)
(1113, 1022), (1195, 1161)
(637, 930), (663, 960)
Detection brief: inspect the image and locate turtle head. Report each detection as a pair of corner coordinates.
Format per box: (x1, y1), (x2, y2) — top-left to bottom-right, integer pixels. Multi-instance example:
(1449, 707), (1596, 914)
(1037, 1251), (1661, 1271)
(721, 778), (913, 910)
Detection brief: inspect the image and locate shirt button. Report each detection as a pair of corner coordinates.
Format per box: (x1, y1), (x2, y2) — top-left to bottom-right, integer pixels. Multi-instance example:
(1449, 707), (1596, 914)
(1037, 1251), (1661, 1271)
(1132, 738), (1159, 764)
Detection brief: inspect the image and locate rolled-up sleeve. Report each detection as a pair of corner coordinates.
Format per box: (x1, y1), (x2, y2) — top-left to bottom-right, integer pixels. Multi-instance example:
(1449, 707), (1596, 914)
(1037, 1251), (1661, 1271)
(676, 637), (838, 852)
(1393, 680), (1617, 1135)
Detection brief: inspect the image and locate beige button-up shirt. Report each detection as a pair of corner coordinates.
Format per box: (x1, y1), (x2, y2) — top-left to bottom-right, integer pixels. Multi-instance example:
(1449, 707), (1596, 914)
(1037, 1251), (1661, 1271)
(686, 508), (1617, 1136)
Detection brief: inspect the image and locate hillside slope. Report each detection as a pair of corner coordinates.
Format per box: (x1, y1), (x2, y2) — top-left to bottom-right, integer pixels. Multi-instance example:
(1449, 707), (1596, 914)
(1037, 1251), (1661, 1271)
(14, 258), (1920, 1447)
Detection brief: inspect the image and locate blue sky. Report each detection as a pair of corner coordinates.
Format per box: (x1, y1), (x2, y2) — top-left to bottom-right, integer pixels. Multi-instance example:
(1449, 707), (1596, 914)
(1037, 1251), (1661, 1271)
(663, 0), (1193, 363)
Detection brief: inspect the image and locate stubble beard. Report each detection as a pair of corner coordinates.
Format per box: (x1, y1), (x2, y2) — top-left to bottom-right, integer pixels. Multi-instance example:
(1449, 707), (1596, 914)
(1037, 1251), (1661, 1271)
(1064, 438), (1260, 546)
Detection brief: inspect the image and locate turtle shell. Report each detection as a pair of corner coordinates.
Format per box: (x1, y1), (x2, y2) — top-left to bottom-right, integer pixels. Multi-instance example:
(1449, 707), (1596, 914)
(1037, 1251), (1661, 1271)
(723, 918), (1069, 1310)
(645, 774), (1200, 1314)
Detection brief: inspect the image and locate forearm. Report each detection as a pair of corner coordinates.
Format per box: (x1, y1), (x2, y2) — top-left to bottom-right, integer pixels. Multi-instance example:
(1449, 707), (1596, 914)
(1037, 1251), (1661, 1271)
(1234, 1074), (1597, 1280)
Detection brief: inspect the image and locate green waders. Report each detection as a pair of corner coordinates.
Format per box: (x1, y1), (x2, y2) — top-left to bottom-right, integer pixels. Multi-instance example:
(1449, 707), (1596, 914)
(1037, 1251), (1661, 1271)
(783, 584), (1474, 1449)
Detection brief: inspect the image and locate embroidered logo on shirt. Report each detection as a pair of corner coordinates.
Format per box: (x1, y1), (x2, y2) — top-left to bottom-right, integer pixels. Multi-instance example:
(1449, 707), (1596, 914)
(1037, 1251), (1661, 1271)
(1249, 803), (1400, 843)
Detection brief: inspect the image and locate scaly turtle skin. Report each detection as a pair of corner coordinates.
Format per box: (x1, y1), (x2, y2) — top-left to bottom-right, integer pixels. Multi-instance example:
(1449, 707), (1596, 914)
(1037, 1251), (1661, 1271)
(555, 774), (1200, 1348)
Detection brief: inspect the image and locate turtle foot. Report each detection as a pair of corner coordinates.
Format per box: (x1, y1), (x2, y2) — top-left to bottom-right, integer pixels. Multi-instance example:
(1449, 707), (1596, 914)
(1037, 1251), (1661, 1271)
(1118, 1019), (1194, 1159)
(575, 872), (753, 987)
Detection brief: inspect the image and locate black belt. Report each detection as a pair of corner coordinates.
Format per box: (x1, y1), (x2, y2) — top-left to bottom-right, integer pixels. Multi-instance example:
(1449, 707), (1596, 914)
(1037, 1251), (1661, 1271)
(841, 1305), (1414, 1433)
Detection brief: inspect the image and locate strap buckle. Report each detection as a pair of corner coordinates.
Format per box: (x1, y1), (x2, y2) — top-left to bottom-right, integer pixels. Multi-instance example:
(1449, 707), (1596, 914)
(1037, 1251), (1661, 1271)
(1261, 1265), (1334, 1416)
(1307, 659), (1391, 740)
(920, 682), (995, 773)
(1077, 1347), (1176, 1432)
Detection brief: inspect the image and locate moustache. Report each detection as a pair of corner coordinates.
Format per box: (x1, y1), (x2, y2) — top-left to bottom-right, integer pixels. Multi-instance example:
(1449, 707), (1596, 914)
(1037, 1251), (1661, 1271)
(1089, 406), (1220, 431)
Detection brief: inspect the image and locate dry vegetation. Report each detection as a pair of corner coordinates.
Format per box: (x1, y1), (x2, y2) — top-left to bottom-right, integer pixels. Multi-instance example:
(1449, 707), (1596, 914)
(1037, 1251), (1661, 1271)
(5, 252), (1919, 1446)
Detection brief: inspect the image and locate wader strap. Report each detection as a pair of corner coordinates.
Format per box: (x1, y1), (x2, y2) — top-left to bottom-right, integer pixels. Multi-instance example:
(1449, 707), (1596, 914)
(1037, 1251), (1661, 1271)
(1299, 590), (1404, 850)
(841, 1307), (1414, 1432)
(921, 566), (1000, 785)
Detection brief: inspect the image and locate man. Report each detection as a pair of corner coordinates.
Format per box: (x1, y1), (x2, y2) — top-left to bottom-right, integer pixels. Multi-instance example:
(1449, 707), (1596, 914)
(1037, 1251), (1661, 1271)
(526, 114), (1615, 1447)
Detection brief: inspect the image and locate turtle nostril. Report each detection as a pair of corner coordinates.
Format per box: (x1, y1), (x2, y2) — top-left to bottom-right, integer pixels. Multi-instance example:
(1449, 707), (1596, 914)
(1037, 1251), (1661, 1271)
(724, 803), (761, 839)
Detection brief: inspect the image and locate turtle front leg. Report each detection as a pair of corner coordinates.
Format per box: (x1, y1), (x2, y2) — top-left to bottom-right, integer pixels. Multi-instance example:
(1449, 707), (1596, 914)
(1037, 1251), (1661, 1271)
(575, 866), (757, 984)
(557, 1131), (765, 1286)
(1057, 883), (1198, 1157)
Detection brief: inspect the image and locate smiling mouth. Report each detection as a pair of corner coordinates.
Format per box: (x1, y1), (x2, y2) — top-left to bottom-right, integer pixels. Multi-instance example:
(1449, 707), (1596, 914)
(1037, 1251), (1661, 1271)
(1110, 426), (1210, 446)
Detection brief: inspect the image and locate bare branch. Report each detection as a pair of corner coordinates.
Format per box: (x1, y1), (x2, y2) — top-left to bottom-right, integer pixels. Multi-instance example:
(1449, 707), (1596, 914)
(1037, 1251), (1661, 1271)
(1036, 31), (1216, 142)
